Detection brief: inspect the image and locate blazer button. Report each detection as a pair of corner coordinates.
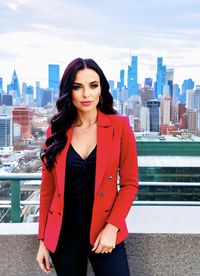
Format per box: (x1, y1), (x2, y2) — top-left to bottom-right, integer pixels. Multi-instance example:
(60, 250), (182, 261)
(57, 194), (61, 198)
(100, 192), (105, 197)
(108, 176), (113, 180)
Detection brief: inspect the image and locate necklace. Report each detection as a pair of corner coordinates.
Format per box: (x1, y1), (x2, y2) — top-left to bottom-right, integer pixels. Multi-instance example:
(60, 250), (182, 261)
(74, 119), (97, 134)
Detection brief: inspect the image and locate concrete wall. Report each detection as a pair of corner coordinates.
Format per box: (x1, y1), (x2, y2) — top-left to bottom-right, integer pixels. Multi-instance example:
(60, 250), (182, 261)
(0, 234), (200, 276)
(1, 206), (200, 275)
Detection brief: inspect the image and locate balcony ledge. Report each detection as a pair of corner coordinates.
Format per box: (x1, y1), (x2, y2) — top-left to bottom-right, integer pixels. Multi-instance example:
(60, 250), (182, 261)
(0, 206), (200, 275)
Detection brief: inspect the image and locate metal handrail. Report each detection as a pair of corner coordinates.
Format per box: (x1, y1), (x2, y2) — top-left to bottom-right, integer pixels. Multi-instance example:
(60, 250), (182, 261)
(1, 200), (200, 208)
(0, 173), (200, 186)
(1, 173), (200, 222)
(0, 173), (41, 180)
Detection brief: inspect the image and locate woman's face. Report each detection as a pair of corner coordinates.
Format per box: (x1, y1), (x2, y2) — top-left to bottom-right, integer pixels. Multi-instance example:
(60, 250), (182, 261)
(72, 68), (101, 113)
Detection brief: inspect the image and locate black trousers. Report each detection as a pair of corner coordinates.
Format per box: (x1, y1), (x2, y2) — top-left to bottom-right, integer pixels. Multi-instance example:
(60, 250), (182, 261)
(50, 238), (130, 276)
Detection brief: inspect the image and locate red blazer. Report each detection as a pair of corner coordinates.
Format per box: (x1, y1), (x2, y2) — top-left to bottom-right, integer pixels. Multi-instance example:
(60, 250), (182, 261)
(38, 110), (138, 253)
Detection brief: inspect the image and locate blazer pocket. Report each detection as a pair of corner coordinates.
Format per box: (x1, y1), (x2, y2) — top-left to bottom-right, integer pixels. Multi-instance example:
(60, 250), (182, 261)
(49, 209), (53, 215)
(105, 209), (112, 213)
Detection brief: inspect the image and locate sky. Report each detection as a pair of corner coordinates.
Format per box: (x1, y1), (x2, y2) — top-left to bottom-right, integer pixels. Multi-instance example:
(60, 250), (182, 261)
(0, 0), (200, 91)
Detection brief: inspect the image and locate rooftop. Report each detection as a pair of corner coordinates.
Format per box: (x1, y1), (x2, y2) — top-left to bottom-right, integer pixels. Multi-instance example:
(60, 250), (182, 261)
(135, 133), (200, 142)
(138, 156), (200, 167)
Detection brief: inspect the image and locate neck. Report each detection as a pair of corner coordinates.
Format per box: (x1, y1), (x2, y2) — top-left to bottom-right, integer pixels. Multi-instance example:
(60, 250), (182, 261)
(75, 109), (98, 127)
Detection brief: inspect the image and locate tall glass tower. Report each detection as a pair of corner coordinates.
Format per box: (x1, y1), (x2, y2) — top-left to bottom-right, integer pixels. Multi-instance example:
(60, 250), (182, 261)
(117, 69), (125, 90)
(155, 57), (166, 98)
(0, 115), (12, 147)
(146, 99), (160, 132)
(180, 79), (195, 104)
(127, 56), (138, 97)
(0, 77), (3, 93)
(8, 70), (20, 98)
(48, 64), (60, 93)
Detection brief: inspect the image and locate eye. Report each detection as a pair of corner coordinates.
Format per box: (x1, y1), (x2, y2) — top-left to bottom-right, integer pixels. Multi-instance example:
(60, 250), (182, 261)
(73, 84), (81, 90)
(90, 83), (99, 89)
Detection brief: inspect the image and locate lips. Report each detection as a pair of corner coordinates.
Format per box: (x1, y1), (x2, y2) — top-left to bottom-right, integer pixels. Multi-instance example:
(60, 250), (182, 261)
(81, 101), (92, 106)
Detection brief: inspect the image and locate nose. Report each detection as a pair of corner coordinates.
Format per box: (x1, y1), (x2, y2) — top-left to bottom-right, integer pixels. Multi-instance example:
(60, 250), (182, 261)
(83, 87), (90, 98)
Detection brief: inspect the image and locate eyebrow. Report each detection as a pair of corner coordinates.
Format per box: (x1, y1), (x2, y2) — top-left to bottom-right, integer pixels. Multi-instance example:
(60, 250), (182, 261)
(73, 81), (99, 85)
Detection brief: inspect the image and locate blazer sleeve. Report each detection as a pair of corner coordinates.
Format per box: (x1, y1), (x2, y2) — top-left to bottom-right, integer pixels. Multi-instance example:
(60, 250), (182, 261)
(38, 126), (55, 240)
(106, 117), (138, 230)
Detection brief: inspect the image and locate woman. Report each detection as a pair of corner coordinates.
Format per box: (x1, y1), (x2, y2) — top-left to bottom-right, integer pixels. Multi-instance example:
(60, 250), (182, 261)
(36, 58), (138, 275)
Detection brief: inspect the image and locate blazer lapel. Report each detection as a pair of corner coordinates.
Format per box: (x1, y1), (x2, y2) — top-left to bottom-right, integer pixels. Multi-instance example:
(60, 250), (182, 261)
(54, 110), (113, 197)
(95, 111), (113, 195)
(55, 124), (74, 197)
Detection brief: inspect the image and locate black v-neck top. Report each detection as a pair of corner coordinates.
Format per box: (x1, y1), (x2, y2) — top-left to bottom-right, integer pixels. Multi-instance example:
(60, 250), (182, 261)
(60, 144), (97, 241)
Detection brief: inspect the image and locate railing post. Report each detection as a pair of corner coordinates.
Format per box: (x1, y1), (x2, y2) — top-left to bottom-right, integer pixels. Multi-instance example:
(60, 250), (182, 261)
(11, 180), (21, 222)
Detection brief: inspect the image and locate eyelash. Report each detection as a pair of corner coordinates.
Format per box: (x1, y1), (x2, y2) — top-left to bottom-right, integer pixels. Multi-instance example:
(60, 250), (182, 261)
(90, 84), (98, 89)
(73, 85), (81, 90)
(73, 84), (99, 90)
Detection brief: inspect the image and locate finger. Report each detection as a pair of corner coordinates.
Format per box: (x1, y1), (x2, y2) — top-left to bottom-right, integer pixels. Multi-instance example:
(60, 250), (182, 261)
(95, 243), (104, 254)
(92, 235), (100, 251)
(37, 258), (49, 273)
(44, 254), (51, 272)
(102, 246), (114, 254)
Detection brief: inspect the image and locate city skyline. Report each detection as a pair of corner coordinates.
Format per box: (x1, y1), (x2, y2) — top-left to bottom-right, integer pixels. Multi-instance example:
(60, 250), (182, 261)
(0, 56), (199, 94)
(0, 0), (200, 89)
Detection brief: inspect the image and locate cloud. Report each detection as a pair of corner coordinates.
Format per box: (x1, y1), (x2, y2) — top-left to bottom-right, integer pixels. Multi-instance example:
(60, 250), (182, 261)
(0, 49), (19, 60)
(0, 0), (200, 88)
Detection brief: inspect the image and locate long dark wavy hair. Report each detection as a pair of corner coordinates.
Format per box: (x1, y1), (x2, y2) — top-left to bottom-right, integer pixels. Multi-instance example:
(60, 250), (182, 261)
(41, 58), (117, 170)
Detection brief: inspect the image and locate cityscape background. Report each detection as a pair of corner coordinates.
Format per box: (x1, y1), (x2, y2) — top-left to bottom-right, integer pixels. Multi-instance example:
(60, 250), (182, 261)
(1, 0), (200, 88)
(0, 0), (200, 224)
(0, 3), (199, 275)
(0, 54), (200, 156)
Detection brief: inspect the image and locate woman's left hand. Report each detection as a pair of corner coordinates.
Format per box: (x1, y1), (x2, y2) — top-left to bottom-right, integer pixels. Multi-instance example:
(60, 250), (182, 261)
(91, 223), (118, 254)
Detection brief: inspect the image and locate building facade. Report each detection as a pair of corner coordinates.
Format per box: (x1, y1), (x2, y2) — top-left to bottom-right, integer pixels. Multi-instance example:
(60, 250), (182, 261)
(48, 64), (60, 100)
(127, 56), (138, 97)
(155, 57), (166, 98)
(12, 107), (33, 138)
(145, 100), (160, 132)
(0, 115), (12, 147)
(136, 134), (200, 201)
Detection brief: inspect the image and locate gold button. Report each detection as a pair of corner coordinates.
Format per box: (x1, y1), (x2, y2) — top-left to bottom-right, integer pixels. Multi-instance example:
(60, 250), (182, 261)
(108, 176), (113, 180)
(100, 192), (105, 197)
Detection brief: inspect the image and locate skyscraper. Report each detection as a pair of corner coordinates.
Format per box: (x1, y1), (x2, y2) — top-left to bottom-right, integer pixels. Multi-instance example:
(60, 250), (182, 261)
(2, 95), (13, 106)
(8, 70), (20, 98)
(36, 82), (42, 107)
(140, 86), (154, 106)
(186, 90), (195, 109)
(144, 78), (153, 88)
(0, 77), (3, 93)
(22, 82), (27, 101)
(12, 107), (33, 138)
(194, 87), (200, 136)
(140, 106), (150, 132)
(48, 64), (60, 97)
(165, 68), (174, 97)
(26, 85), (34, 106)
(146, 100), (160, 132)
(155, 57), (166, 98)
(180, 79), (195, 104)
(127, 56), (138, 97)
(160, 96), (171, 125)
(187, 109), (197, 133)
(42, 88), (53, 107)
(0, 115), (12, 147)
(117, 69), (125, 90)
(172, 84), (180, 104)
(193, 87), (200, 111)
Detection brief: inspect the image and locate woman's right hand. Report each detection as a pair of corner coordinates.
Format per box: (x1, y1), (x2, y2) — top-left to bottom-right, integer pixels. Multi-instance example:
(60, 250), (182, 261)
(36, 240), (52, 273)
